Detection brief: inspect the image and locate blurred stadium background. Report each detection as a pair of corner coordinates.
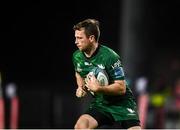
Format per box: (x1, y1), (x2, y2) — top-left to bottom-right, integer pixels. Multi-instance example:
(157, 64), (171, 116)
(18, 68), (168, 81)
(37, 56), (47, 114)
(0, 0), (179, 129)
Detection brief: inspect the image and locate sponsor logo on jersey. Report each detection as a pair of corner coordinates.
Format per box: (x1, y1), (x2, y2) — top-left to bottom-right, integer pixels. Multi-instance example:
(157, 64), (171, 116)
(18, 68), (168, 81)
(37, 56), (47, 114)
(97, 64), (105, 69)
(114, 67), (124, 77)
(111, 60), (121, 69)
(111, 60), (124, 78)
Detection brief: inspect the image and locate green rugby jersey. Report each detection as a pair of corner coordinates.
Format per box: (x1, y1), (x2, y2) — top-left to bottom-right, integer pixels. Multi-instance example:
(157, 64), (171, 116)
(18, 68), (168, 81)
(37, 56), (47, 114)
(72, 44), (139, 121)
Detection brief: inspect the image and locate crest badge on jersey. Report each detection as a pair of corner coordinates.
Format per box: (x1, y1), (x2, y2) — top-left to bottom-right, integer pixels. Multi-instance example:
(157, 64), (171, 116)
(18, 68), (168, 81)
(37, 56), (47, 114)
(97, 64), (105, 69)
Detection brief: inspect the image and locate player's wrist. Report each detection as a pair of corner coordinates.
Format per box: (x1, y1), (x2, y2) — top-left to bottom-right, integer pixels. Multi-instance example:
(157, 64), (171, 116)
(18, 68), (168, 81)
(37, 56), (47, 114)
(76, 87), (87, 98)
(96, 85), (104, 93)
(78, 85), (84, 89)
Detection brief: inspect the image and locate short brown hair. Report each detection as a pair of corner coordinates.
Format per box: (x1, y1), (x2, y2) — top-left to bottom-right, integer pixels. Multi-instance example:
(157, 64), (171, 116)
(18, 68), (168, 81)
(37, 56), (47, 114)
(73, 19), (100, 42)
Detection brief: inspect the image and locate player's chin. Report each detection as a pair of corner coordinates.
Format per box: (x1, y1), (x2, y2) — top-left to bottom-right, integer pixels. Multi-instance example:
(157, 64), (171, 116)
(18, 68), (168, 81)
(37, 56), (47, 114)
(77, 45), (82, 50)
(78, 46), (86, 51)
(77, 47), (82, 51)
(79, 48), (85, 52)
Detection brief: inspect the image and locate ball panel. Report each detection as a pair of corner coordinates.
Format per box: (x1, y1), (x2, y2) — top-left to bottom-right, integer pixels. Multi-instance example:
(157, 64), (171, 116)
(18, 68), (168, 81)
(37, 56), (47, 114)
(97, 71), (109, 86)
(86, 67), (109, 96)
(88, 67), (109, 86)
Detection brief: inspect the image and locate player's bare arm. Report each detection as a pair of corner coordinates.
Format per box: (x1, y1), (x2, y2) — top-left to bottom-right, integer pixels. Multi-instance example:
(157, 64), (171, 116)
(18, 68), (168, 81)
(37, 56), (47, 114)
(85, 74), (126, 95)
(75, 72), (87, 97)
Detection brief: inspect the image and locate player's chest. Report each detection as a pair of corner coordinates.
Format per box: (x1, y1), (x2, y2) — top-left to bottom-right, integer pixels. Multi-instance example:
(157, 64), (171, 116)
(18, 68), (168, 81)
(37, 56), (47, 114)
(76, 59), (106, 77)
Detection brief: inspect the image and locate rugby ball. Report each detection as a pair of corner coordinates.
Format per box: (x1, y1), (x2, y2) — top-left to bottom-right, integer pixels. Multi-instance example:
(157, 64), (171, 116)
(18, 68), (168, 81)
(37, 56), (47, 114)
(87, 67), (109, 86)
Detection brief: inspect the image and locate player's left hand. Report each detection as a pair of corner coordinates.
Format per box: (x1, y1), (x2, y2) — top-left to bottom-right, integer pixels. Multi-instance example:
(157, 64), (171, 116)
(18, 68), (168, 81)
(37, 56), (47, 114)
(85, 74), (101, 93)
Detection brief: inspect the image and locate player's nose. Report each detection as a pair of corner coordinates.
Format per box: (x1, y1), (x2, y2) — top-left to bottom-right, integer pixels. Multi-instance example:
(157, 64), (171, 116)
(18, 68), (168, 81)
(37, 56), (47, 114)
(75, 39), (78, 44)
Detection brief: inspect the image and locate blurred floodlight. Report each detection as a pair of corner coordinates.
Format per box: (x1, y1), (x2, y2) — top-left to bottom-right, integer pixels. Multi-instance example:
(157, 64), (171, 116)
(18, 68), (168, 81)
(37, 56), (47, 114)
(6, 83), (16, 98)
(135, 77), (148, 93)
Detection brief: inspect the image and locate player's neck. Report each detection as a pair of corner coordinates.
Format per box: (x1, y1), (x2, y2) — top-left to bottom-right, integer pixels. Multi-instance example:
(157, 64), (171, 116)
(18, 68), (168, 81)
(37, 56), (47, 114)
(84, 43), (98, 58)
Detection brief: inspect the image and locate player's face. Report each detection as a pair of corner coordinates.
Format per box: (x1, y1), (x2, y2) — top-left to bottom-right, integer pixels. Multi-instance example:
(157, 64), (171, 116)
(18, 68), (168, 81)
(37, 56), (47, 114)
(75, 28), (91, 51)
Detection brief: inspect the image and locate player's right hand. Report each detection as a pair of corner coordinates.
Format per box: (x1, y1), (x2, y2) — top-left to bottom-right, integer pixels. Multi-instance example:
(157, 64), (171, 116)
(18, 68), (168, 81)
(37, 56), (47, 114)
(76, 87), (87, 98)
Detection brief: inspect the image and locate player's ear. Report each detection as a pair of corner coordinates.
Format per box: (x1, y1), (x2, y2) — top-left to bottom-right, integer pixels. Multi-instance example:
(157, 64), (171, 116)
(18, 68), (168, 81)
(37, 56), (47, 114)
(89, 35), (95, 42)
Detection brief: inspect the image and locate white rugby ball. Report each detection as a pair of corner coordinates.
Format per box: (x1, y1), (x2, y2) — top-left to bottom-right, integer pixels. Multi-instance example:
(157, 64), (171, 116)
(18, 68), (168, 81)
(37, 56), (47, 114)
(87, 67), (109, 86)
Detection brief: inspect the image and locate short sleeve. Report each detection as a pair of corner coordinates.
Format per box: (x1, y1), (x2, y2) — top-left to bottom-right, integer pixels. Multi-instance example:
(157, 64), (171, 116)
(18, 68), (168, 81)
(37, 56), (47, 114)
(106, 55), (125, 81)
(72, 51), (78, 72)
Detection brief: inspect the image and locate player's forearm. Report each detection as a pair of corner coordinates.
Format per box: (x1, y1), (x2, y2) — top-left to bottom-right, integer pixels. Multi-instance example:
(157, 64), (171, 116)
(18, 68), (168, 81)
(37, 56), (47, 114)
(75, 72), (87, 98)
(75, 72), (85, 88)
(98, 80), (126, 95)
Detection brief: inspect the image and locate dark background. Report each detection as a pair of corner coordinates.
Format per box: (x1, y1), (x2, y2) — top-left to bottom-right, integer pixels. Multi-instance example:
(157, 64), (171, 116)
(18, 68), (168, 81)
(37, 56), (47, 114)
(0, 0), (179, 128)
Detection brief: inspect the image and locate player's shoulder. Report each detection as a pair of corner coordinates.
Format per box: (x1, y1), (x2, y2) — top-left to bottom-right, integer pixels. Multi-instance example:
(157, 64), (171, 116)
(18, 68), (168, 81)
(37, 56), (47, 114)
(100, 44), (120, 58)
(73, 49), (82, 58)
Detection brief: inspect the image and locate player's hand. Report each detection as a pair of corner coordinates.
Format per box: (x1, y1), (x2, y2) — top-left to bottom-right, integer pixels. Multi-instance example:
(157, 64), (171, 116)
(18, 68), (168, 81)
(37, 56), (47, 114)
(85, 74), (101, 93)
(76, 87), (87, 98)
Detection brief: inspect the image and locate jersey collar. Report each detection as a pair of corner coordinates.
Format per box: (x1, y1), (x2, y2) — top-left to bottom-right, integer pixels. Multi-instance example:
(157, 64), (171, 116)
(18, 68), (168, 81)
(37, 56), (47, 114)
(83, 44), (100, 59)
